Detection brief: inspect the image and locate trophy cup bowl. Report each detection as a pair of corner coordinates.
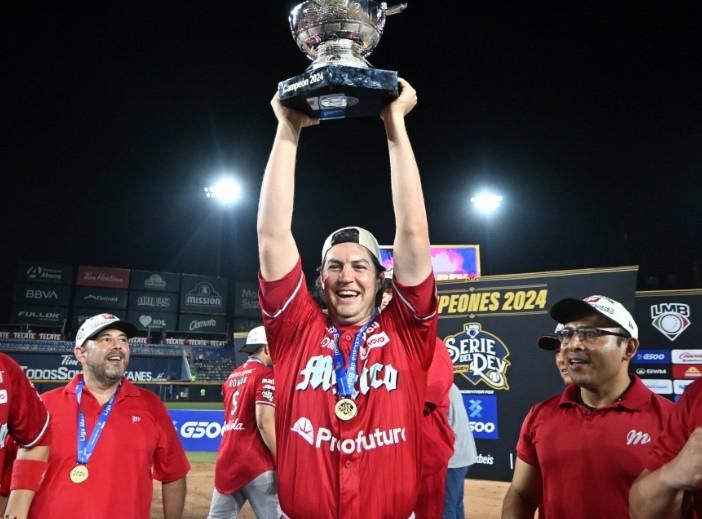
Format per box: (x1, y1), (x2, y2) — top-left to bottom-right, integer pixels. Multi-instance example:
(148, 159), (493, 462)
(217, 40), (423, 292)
(279, 0), (407, 120)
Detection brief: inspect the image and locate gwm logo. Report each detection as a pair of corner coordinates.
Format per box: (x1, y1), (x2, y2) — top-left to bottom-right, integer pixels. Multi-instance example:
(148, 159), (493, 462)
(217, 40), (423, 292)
(444, 323), (511, 390)
(650, 303), (691, 341)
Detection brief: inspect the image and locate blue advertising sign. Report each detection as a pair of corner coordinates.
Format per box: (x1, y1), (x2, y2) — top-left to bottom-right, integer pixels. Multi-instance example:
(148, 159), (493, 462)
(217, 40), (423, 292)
(169, 409), (224, 452)
(17, 262), (73, 285)
(633, 349), (672, 365)
(463, 393), (499, 440)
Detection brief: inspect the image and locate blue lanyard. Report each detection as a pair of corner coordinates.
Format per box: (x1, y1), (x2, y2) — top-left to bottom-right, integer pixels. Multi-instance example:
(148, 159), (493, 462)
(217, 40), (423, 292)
(75, 380), (118, 465)
(329, 318), (375, 399)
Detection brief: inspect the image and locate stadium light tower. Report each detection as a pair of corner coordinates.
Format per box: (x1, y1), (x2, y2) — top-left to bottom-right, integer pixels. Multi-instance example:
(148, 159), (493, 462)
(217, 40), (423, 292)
(204, 176), (242, 206)
(470, 191), (503, 216)
(204, 175), (243, 277)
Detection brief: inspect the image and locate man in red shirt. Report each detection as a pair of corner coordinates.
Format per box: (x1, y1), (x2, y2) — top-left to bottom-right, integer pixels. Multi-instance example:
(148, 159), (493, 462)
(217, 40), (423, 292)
(629, 378), (702, 519)
(501, 295), (673, 519)
(208, 325), (281, 518)
(0, 352), (50, 519)
(257, 78), (437, 518)
(415, 338), (455, 519)
(29, 313), (190, 519)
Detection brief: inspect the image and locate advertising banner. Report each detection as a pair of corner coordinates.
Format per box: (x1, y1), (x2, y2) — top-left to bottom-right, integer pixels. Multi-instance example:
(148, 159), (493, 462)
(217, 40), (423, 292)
(76, 265), (130, 289)
(127, 310), (177, 332)
(180, 275), (227, 315)
(11, 305), (68, 327)
(13, 284), (71, 307)
(178, 314), (227, 334)
(72, 309), (127, 330)
(169, 409), (224, 452)
(73, 286), (128, 309)
(17, 262), (73, 285)
(128, 291), (178, 312)
(233, 282), (261, 319)
(7, 351), (184, 382)
(634, 289), (702, 402)
(130, 270), (181, 293)
(437, 265), (638, 481)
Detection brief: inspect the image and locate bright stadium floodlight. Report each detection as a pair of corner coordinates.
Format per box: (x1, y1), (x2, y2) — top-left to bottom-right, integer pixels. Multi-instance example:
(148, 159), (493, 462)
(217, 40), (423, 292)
(470, 192), (503, 216)
(204, 176), (242, 206)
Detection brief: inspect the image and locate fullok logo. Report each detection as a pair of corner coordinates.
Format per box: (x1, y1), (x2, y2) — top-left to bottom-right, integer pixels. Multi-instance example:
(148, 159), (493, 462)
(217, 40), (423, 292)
(650, 303), (691, 341)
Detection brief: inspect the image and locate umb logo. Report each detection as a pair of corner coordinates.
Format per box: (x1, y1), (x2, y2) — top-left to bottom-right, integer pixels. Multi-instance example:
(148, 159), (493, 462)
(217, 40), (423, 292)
(444, 323), (511, 390)
(650, 303), (691, 341)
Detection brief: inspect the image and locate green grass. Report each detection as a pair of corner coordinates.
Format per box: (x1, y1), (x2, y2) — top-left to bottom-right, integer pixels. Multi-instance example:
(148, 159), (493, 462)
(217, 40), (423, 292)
(187, 451), (217, 463)
(166, 401), (223, 410)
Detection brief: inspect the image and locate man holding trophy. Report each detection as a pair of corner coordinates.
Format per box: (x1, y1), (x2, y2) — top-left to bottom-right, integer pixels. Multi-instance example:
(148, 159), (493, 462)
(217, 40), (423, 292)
(256, 4), (437, 518)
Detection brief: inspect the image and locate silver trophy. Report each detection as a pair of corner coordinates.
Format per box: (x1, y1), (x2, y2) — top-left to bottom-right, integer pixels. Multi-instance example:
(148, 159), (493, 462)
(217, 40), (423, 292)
(279, 0), (407, 120)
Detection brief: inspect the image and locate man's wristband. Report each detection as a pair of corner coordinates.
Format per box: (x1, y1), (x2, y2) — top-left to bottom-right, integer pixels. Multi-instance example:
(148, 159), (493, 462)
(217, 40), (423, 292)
(10, 459), (48, 492)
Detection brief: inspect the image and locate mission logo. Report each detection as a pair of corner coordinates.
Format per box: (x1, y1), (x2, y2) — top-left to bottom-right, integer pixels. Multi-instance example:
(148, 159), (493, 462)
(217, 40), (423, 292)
(444, 323), (511, 391)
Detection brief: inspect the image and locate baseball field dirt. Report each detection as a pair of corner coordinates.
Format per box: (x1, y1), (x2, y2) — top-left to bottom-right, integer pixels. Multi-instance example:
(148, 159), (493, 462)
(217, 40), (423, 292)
(151, 461), (509, 518)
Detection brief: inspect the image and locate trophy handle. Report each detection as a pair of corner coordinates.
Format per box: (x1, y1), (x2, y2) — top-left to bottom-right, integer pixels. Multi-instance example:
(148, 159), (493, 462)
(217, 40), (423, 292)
(382, 2), (407, 16)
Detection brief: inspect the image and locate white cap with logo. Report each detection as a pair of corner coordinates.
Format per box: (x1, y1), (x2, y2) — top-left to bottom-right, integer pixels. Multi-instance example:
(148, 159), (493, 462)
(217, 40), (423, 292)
(550, 295), (638, 339)
(240, 326), (268, 354)
(321, 226), (382, 266)
(75, 313), (137, 348)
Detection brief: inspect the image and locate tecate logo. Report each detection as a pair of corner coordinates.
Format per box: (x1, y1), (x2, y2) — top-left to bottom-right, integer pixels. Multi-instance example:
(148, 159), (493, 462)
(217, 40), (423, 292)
(179, 421), (224, 439)
(290, 417), (407, 454)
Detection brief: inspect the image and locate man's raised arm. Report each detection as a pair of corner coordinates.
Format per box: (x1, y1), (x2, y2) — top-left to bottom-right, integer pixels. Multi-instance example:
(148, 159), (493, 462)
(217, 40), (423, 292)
(257, 95), (319, 281)
(381, 79), (433, 287)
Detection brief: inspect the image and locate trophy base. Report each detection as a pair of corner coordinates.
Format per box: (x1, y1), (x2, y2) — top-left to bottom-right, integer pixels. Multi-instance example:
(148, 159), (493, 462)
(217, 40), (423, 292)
(278, 65), (398, 120)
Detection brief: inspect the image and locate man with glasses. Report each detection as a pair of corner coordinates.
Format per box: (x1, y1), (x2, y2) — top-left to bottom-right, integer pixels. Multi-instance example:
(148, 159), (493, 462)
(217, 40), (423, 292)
(501, 295), (673, 519)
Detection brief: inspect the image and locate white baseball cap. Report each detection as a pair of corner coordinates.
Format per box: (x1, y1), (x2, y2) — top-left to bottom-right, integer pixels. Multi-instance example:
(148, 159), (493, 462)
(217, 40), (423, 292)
(537, 323), (564, 351)
(321, 226), (382, 266)
(75, 313), (137, 348)
(550, 295), (638, 339)
(240, 326), (267, 354)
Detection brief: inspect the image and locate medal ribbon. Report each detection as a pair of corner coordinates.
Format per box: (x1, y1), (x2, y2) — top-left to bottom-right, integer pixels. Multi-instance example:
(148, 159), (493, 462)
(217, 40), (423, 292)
(329, 317), (375, 399)
(75, 380), (118, 465)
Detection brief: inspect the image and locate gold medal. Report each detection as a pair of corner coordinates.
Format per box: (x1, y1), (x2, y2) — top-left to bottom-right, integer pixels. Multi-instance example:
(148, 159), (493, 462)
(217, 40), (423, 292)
(335, 398), (357, 421)
(69, 464), (89, 484)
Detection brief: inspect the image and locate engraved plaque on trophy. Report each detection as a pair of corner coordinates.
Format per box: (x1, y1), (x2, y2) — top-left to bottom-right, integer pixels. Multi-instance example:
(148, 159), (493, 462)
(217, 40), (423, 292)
(279, 0), (407, 120)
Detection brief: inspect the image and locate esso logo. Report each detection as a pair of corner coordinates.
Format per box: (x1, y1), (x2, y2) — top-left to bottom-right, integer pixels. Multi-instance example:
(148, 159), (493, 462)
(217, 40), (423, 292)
(469, 421), (496, 433)
(643, 353), (665, 361)
(180, 421), (222, 439)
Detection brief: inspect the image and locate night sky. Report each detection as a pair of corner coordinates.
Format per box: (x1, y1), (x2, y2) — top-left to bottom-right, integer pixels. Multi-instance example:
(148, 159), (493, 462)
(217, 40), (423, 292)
(4, 3), (700, 318)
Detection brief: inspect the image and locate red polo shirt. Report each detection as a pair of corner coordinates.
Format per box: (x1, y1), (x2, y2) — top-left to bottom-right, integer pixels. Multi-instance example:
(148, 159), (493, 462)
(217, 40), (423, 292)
(517, 376), (673, 519)
(30, 375), (190, 519)
(0, 352), (50, 495)
(259, 259), (438, 519)
(645, 378), (702, 519)
(214, 357), (276, 494)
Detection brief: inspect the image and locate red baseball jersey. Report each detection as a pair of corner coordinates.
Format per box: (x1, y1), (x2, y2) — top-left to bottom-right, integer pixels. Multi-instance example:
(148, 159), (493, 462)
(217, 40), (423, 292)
(415, 339), (455, 519)
(29, 375), (190, 519)
(0, 352), (50, 495)
(215, 357), (276, 494)
(516, 375), (673, 519)
(645, 378), (702, 519)
(259, 260), (438, 519)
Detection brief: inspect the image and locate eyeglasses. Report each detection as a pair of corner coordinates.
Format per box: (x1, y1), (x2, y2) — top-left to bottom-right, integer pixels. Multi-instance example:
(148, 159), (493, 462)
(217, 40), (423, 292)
(555, 327), (630, 344)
